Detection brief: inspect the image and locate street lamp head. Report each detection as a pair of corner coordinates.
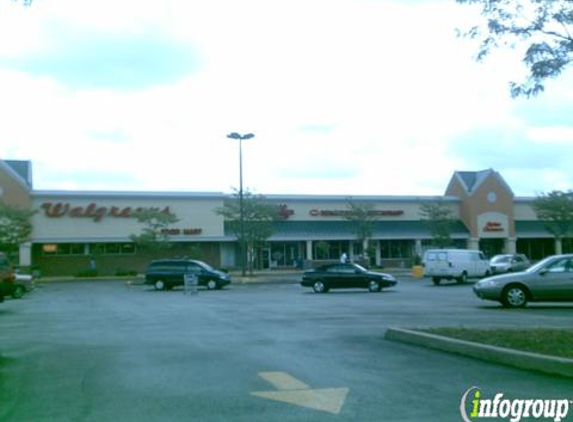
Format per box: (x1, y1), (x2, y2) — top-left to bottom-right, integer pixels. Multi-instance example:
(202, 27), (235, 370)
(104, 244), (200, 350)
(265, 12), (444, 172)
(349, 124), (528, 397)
(227, 132), (255, 140)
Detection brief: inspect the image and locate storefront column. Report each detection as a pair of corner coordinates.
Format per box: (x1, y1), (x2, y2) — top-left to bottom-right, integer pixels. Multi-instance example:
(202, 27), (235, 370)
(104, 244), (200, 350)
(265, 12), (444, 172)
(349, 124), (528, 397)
(555, 238), (563, 255)
(19, 242), (32, 267)
(348, 240), (354, 261)
(306, 240), (313, 261)
(375, 241), (381, 266)
(414, 239), (422, 257)
(467, 237), (480, 250)
(505, 238), (517, 254)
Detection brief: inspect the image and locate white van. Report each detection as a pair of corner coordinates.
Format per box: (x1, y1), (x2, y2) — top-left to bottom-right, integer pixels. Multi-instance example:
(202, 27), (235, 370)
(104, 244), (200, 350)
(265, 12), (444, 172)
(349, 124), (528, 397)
(422, 249), (491, 285)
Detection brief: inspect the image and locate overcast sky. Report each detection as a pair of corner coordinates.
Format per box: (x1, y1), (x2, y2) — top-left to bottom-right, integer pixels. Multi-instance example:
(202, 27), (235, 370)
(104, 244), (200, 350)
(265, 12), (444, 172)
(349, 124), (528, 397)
(0, 0), (572, 197)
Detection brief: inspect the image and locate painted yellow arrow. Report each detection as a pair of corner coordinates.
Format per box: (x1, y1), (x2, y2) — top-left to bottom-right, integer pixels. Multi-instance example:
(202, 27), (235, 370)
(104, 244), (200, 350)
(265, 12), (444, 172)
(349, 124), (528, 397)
(251, 371), (349, 414)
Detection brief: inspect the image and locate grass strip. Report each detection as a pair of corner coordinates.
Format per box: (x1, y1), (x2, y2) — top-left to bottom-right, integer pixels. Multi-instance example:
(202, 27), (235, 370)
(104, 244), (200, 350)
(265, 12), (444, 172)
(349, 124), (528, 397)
(420, 328), (573, 359)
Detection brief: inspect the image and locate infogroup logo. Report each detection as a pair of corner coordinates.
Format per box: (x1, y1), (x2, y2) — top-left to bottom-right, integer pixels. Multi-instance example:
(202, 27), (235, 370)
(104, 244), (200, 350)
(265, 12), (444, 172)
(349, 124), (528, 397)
(460, 387), (572, 422)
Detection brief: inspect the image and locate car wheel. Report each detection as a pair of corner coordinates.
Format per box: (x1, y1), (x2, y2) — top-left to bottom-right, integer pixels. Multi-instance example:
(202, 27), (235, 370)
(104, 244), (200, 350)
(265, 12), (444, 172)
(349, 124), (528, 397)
(154, 280), (166, 291)
(502, 285), (528, 308)
(457, 272), (468, 284)
(206, 280), (218, 290)
(368, 280), (381, 292)
(313, 280), (327, 293)
(11, 285), (24, 299)
(432, 277), (441, 285)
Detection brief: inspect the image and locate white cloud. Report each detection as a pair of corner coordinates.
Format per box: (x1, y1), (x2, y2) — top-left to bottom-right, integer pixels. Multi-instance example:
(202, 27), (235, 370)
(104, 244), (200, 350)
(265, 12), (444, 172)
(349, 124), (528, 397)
(0, 0), (572, 196)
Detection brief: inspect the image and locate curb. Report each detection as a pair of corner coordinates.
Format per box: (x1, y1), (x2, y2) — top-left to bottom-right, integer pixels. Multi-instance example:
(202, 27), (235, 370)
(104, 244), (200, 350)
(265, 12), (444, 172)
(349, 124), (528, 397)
(385, 327), (573, 379)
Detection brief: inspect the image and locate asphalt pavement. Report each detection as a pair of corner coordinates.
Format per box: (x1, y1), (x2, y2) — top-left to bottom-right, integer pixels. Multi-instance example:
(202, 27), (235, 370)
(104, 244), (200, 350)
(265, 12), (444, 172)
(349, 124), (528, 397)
(0, 275), (572, 422)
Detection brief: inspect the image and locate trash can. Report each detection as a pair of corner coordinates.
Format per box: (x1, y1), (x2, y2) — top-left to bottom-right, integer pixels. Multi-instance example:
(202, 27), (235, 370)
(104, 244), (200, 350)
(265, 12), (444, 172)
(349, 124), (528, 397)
(412, 265), (424, 279)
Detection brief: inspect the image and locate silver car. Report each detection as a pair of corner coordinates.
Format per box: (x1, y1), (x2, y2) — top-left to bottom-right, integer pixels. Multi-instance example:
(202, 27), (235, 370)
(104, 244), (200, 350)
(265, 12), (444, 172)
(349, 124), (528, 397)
(489, 254), (530, 274)
(474, 254), (573, 308)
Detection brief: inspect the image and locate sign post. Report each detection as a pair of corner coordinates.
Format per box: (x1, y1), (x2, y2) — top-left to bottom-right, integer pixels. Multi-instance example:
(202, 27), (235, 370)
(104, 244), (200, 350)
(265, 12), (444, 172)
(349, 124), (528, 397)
(184, 273), (198, 295)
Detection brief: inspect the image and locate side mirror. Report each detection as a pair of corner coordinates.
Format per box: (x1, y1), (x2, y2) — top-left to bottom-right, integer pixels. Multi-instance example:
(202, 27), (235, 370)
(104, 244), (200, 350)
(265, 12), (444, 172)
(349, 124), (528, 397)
(539, 268), (549, 276)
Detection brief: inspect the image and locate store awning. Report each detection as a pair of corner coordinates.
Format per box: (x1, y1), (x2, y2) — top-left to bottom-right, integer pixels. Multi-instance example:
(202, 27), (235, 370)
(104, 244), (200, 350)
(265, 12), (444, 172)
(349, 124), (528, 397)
(225, 220), (470, 241)
(515, 221), (557, 238)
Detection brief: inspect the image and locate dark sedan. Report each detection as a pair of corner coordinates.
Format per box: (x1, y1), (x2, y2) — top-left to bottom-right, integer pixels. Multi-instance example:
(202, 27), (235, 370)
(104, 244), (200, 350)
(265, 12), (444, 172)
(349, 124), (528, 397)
(301, 262), (398, 293)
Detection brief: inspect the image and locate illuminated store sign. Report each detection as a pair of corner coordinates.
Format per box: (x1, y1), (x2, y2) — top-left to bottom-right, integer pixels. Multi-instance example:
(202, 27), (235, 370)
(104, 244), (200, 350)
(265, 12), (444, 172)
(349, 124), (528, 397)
(40, 202), (173, 222)
(277, 204), (295, 220)
(309, 209), (403, 217)
(483, 221), (504, 232)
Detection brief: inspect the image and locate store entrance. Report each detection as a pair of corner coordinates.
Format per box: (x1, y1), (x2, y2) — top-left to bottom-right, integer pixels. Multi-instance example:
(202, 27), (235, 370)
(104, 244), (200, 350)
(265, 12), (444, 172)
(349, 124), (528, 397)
(479, 238), (505, 258)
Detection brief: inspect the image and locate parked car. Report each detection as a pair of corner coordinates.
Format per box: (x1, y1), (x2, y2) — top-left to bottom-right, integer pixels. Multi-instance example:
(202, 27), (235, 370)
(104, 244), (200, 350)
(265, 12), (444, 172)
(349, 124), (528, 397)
(0, 253), (15, 302)
(422, 249), (491, 285)
(11, 272), (35, 298)
(144, 259), (231, 291)
(489, 254), (530, 274)
(301, 262), (398, 293)
(474, 254), (573, 308)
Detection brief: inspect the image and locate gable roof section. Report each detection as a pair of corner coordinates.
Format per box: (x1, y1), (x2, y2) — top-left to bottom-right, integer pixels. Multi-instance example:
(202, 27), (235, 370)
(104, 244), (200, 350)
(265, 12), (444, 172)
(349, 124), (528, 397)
(452, 169), (513, 197)
(5, 160), (32, 188)
(0, 159), (32, 192)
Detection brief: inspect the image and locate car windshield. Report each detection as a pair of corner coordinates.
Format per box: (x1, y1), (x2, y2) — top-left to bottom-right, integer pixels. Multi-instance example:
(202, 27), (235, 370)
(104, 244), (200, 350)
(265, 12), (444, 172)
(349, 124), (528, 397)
(525, 256), (556, 273)
(491, 255), (512, 263)
(353, 263), (368, 272)
(196, 261), (214, 272)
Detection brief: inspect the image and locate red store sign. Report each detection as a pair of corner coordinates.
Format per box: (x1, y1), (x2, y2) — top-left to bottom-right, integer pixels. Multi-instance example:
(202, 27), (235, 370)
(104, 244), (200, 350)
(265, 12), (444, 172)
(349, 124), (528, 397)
(40, 202), (173, 223)
(483, 221), (504, 232)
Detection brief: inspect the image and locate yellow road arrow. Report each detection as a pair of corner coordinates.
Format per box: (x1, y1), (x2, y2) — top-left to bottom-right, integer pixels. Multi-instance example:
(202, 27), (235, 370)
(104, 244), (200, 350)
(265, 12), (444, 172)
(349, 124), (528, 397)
(251, 371), (349, 414)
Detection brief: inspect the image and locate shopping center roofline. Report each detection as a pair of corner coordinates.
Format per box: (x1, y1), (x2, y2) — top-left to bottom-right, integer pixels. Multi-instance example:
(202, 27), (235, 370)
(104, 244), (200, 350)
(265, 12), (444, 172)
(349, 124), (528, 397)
(259, 194), (461, 203)
(29, 189), (464, 203)
(31, 190), (227, 199)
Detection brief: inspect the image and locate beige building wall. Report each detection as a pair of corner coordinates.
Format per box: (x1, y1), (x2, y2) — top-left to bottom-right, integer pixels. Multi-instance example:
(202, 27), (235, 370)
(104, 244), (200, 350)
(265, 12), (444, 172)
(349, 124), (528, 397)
(279, 198), (460, 222)
(513, 200), (538, 220)
(31, 194), (226, 243)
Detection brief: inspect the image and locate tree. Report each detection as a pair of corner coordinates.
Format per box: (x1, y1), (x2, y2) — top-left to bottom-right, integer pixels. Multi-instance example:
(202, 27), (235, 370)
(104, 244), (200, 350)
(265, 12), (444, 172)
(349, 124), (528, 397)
(216, 190), (277, 275)
(130, 208), (180, 252)
(533, 190), (573, 253)
(456, 0), (573, 97)
(420, 200), (456, 249)
(0, 202), (35, 263)
(344, 200), (377, 263)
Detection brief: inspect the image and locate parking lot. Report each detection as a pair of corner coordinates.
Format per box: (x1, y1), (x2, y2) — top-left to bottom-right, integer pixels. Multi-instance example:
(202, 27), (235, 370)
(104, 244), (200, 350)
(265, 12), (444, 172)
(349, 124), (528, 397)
(1, 275), (572, 422)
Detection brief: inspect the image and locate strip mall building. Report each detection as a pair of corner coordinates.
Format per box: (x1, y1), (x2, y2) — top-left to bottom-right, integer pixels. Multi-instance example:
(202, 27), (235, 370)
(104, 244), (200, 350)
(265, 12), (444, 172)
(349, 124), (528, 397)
(0, 159), (569, 276)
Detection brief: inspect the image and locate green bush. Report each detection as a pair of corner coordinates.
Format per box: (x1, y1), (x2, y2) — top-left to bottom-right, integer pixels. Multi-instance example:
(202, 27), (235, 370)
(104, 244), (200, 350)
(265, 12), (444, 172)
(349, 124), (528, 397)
(75, 269), (99, 278)
(115, 269), (138, 277)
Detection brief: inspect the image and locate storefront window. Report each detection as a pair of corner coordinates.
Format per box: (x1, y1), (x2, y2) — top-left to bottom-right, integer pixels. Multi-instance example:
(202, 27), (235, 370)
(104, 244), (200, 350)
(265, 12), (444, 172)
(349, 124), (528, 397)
(269, 242), (304, 267)
(379, 240), (414, 259)
(88, 243), (137, 255)
(42, 243), (86, 255)
(313, 240), (346, 260)
(517, 238), (555, 260)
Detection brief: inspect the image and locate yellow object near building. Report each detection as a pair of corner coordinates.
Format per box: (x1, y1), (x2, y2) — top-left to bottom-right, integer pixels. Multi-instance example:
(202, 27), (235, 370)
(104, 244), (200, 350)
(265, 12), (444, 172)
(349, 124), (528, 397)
(412, 265), (424, 278)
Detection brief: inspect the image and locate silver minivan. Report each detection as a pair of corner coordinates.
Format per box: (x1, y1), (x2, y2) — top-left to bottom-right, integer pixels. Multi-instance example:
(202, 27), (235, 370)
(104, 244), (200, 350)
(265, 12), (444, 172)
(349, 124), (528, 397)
(423, 249), (491, 285)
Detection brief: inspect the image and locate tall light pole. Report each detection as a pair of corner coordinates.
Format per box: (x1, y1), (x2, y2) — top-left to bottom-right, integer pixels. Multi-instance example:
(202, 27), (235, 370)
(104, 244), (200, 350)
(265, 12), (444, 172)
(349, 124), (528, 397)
(227, 132), (255, 276)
